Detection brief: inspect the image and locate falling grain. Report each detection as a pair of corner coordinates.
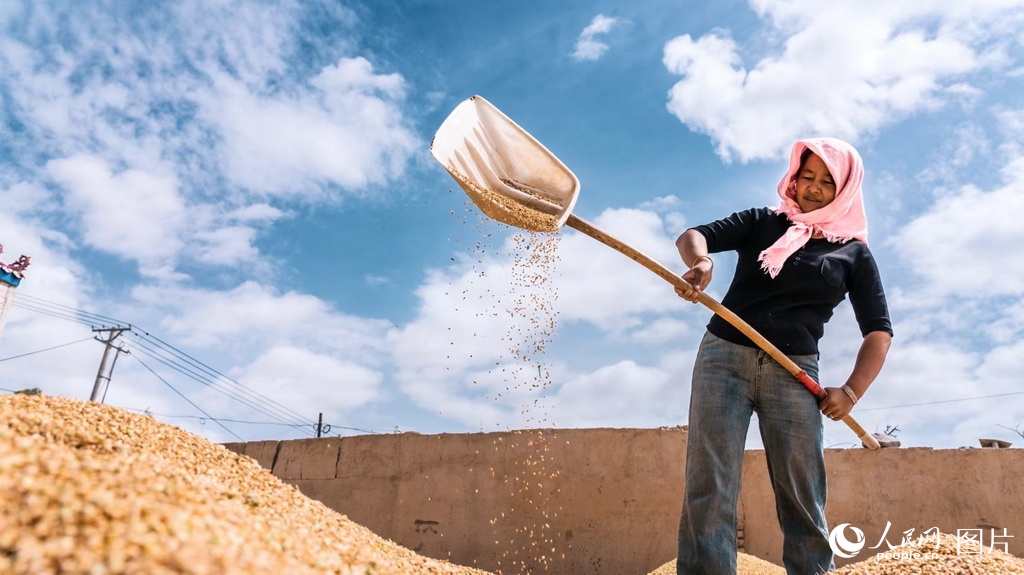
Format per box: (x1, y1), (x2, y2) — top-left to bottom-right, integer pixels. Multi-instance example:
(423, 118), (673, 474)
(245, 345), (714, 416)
(445, 167), (565, 574)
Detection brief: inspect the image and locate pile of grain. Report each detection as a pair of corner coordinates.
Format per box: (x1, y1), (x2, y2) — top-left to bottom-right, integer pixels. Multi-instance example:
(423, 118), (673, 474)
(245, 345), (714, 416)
(648, 533), (1024, 574)
(648, 553), (784, 575)
(834, 532), (1024, 574)
(0, 393), (490, 575)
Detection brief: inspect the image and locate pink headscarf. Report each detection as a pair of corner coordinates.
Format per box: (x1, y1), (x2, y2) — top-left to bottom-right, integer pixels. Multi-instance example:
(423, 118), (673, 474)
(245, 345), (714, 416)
(757, 137), (868, 278)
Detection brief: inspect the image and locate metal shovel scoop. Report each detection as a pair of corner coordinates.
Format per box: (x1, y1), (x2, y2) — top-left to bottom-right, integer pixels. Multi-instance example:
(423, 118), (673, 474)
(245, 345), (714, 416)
(431, 95), (880, 451)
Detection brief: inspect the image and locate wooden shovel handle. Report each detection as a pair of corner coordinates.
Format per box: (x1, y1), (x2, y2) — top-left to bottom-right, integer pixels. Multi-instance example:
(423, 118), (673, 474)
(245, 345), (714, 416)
(566, 215), (880, 451)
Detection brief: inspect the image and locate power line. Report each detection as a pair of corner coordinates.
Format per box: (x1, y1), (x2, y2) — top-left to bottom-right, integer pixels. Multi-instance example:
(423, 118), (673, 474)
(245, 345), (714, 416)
(0, 337), (95, 362)
(126, 329), (307, 427)
(16, 294), (314, 430)
(114, 406), (379, 434)
(11, 293), (316, 437)
(11, 300), (96, 327)
(125, 334), (313, 433)
(127, 345), (311, 433)
(122, 409), (304, 426)
(140, 331), (301, 415)
(15, 293), (126, 326)
(858, 390), (1024, 412)
(130, 354), (244, 442)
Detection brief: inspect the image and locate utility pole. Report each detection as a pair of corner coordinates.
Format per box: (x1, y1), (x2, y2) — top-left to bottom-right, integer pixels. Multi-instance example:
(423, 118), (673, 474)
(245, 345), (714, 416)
(90, 326), (130, 402)
(315, 413), (331, 438)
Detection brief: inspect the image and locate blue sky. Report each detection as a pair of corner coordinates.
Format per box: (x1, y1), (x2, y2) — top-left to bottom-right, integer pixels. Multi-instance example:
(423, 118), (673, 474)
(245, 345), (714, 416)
(1, 0), (1023, 449)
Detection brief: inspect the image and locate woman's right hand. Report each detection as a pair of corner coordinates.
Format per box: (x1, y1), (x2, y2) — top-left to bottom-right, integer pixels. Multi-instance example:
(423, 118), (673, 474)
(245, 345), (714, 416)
(676, 259), (712, 303)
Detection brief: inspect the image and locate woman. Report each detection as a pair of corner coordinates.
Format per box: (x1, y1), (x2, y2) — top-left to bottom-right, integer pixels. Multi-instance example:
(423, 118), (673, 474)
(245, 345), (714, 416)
(674, 137), (892, 575)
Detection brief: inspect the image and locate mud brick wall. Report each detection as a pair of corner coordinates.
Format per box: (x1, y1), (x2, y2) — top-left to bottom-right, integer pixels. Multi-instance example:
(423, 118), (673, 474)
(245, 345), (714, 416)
(224, 429), (1024, 574)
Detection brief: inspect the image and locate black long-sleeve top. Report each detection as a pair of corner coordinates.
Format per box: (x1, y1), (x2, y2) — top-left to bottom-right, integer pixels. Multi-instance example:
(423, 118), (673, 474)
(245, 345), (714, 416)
(691, 207), (893, 355)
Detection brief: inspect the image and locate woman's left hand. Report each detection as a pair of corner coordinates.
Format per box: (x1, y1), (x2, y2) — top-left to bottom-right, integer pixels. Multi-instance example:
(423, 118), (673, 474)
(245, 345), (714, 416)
(818, 387), (855, 421)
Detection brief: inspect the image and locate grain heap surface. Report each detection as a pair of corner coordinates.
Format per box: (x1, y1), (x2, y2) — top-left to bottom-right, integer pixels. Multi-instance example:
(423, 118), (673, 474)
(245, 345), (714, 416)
(834, 532), (1024, 574)
(648, 533), (1024, 574)
(0, 393), (490, 575)
(648, 553), (785, 575)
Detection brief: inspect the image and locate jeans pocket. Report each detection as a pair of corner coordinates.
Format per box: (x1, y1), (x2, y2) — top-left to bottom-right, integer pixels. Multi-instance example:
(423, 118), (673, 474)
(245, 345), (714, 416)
(789, 352), (820, 382)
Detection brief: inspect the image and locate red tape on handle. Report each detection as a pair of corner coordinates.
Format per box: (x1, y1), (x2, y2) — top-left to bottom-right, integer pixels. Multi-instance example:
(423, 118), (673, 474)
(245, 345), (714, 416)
(796, 370), (827, 400)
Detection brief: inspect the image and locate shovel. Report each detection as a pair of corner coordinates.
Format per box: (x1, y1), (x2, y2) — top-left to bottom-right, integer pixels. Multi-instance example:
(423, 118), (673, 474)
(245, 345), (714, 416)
(430, 95), (880, 451)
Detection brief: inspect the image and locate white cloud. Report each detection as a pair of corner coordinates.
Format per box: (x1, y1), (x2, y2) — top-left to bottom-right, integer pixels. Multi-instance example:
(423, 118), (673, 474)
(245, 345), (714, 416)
(572, 15), (620, 62)
(44, 155), (288, 271)
(557, 208), (693, 330)
(638, 195), (685, 213)
(2, 182), (57, 220)
(663, 2), (1022, 161)
(995, 108), (1024, 158)
(627, 317), (693, 344)
(132, 281), (390, 357)
(171, 0), (300, 84)
(206, 58), (419, 196)
(982, 299), (1024, 345)
(235, 345), (381, 412)
(890, 158), (1024, 299)
(313, 56), (406, 96)
(192, 226), (260, 266)
(183, 204), (289, 268)
(914, 123), (992, 187)
(226, 204), (288, 223)
(552, 359), (691, 428)
(840, 334), (1024, 449)
(0, 1), (418, 280)
(46, 156), (187, 272)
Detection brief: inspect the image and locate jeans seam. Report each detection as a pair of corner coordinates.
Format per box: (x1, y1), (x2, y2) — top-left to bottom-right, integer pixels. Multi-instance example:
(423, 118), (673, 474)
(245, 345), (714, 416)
(754, 351), (765, 405)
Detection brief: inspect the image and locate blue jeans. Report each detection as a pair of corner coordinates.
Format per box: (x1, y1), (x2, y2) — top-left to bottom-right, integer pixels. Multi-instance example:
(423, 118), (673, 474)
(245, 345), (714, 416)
(677, 332), (833, 575)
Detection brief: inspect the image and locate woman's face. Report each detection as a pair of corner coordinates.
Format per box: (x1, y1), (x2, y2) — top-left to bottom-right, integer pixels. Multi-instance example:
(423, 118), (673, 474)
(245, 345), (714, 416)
(794, 152), (836, 213)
